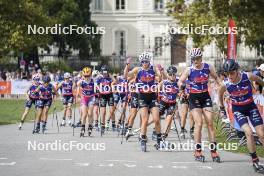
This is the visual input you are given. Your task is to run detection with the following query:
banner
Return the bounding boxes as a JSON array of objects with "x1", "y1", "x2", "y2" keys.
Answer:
[
  {"x1": 227, "y1": 18, "x2": 237, "y2": 60},
  {"x1": 11, "y1": 80, "x2": 31, "y2": 95},
  {"x1": 0, "y1": 81, "x2": 11, "y2": 94}
]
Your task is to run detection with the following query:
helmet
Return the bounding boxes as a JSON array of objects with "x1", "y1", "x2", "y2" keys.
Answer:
[
  {"x1": 223, "y1": 59, "x2": 239, "y2": 72},
  {"x1": 167, "y1": 66, "x2": 177, "y2": 74},
  {"x1": 138, "y1": 51, "x2": 152, "y2": 63},
  {"x1": 92, "y1": 70, "x2": 100, "y2": 77},
  {"x1": 82, "y1": 67, "x2": 92, "y2": 76},
  {"x1": 100, "y1": 65, "x2": 108, "y2": 74},
  {"x1": 64, "y1": 72, "x2": 71, "y2": 79},
  {"x1": 42, "y1": 75, "x2": 51, "y2": 83},
  {"x1": 32, "y1": 74, "x2": 40, "y2": 82},
  {"x1": 190, "y1": 48, "x2": 202, "y2": 60}
]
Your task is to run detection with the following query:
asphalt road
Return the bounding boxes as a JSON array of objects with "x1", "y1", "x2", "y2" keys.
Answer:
[{"x1": 0, "y1": 108, "x2": 262, "y2": 176}]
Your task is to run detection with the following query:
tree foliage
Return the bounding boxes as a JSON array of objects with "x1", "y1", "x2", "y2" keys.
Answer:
[{"x1": 168, "y1": 0, "x2": 264, "y2": 54}]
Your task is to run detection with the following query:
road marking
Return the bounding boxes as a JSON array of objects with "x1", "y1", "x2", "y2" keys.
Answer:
[
  {"x1": 198, "y1": 166, "x2": 213, "y2": 170},
  {"x1": 39, "y1": 158, "x2": 72, "y2": 161},
  {"x1": 106, "y1": 160, "x2": 136, "y2": 163},
  {"x1": 98, "y1": 163, "x2": 114, "y2": 167},
  {"x1": 172, "y1": 166, "x2": 187, "y2": 169},
  {"x1": 0, "y1": 158, "x2": 7, "y2": 160},
  {"x1": 0, "y1": 162, "x2": 16, "y2": 166},
  {"x1": 172, "y1": 162, "x2": 198, "y2": 164},
  {"x1": 123, "y1": 164, "x2": 136, "y2": 168},
  {"x1": 75, "y1": 163, "x2": 90, "y2": 167},
  {"x1": 148, "y1": 165, "x2": 163, "y2": 169}
]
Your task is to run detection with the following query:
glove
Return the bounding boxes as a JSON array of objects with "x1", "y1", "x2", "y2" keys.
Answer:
[
  {"x1": 220, "y1": 106, "x2": 227, "y2": 117},
  {"x1": 156, "y1": 64, "x2": 164, "y2": 71},
  {"x1": 180, "y1": 83, "x2": 186, "y2": 91}
]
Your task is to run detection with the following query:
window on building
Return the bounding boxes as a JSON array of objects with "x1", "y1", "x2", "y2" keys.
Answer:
[
  {"x1": 116, "y1": 0, "x2": 125, "y2": 10},
  {"x1": 154, "y1": 0, "x2": 164, "y2": 10},
  {"x1": 94, "y1": 0, "x2": 102, "y2": 10},
  {"x1": 154, "y1": 37, "x2": 163, "y2": 56},
  {"x1": 115, "y1": 31, "x2": 126, "y2": 56}
]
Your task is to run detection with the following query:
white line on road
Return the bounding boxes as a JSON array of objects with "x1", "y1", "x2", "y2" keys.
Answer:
[
  {"x1": 123, "y1": 164, "x2": 137, "y2": 168},
  {"x1": 172, "y1": 166, "x2": 188, "y2": 169},
  {"x1": 39, "y1": 158, "x2": 72, "y2": 161},
  {"x1": 172, "y1": 162, "x2": 198, "y2": 164},
  {"x1": 105, "y1": 160, "x2": 136, "y2": 163},
  {"x1": 198, "y1": 166, "x2": 213, "y2": 170},
  {"x1": 0, "y1": 162, "x2": 16, "y2": 166},
  {"x1": 75, "y1": 163, "x2": 90, "y2": 167},
  {"x1": 148, "y1": 165, "x2": 164, "y2": 169},
  {"x1": 98, "y1": 163, "x2": 114, "y2": 167}
]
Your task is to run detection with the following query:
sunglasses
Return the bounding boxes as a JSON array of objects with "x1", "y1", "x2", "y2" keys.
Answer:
[
  {"x1": 168, "y1": 73, "x2": 176, "y2": 76},
  {"x1": 141, "y1": 60, "x2": 150, "y2": 64},
  {"x1": 83, "y1": 75, "x2": 90, "y2": 77}
]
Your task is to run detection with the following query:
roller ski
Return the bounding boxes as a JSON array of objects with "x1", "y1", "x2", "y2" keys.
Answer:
[
  {"x1": 42, "y1": 124, "x2": 47, "y2": 134},
  {"x1": 80, "y1": 127, "x2": 85, "y2": 137},
  {"x1": 194, "y1": 151, "x2": 205, "y2": 162},
  {"x1": 94, "y1": 122, "x2": 100, "y2": 131},
  {"x1": 88, "y1": 125, "x2": 93, "y2": 136},
  {"x1": 32, "y1": 127, "x2": 40, "y2": 134},
  {"x1": 140, "y1": 135, "x2": 147, "y2": 152},
  {"x1": 74, "y1": 121, "x2": 82, "y2": 128},
  {"x1": 253, "y1": 159, "x2": 264, "y2": 174},
  {"x1": 100, "y1": 125, "x2": 105, "y2": 137},
  {"x1": 211, "y1": 152, "x2": 221, "y2": 163}
]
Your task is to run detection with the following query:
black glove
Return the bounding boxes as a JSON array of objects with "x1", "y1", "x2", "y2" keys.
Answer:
[
  {"x1": 180, "y1": 83, "x2": 186, "y2": 91},
  {"x1": 220, "y1": 106, "x2": 227, "y2": 117}
]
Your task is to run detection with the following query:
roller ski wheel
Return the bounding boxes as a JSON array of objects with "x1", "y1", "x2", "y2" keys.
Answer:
[
  {"x1": 194, "y1": 151, "x2": 205, "y2": 162},
  {"x1": 253, "y1": 162, "x2": 264, "y2": 174},
  {"x1": 211, "y1": 152, "x2": 221, "y2": 163},
  {"x1": 80, "y1": 127, "x2": 85, "y2": 137},
  {"x1": 42, "y1": 127, "x2": 47, "y2": 134},
  {"x1": 152, "y1": 131, "x2": 157, "y2": 141}
]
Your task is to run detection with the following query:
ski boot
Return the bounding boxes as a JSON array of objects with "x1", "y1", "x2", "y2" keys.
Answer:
[
  {"x1": 154, "y1": 134, "x2": 163, "y2": 150},
  {"x1": 18, "y1": 122, "x2": 23, "y2": 130},
  {"x1": 42, "y1": 123, "x2": 47, "y2": 134},
  {"x1": 120, "y1": 126, "x2": 127, "y2": 136},
  {"x1": 67, "y1": 119, "x2": 72, "y2": 127},
  {"x1": 106, "y1": 120, "x2": 110, "y2": 131},
  {"x1": 94, "y1": 122, "x2": 99, "y2": 131},
  {"x1": 194, "y1": 151, "x2": 205, "y2": 162},
  {"x1": 162, "y1": 133, "x2": 168, "y2": 141},
  {"x1": 140, "y1": 135, "x2": 147, "y2": 152},
  {"x1": 112, "y1": 123, "x2": 116, "y2": 132},
  {"x1": 125, "y1": 129, "x2": 134, "y2": 141},
  {"x1": 211, "y1": 151, "x2": 221, "y2": 163},
  {"x1": 33, "y1": 127, "x2": 40, "y2": 134},
  {"x1": 253, "y1": 159, "x2": 264, "y2": 174},
  {"x1": 88, "y1": 125, "x2": 93, "y2": 136},
  {"x1": 80, "y1": 126, "x2": 85, "y2": 137},
  {"x1": 60, "y1": 119, "x2": 66, "y2": 127}
]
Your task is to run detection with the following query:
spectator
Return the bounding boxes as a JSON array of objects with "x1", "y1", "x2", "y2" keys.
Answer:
[
  {"x1": 28, "y1": 60, "x2": 35, "y2": 73},
  {"x1": 20, "y1": 58, "x2": 26, "y2": 71}
]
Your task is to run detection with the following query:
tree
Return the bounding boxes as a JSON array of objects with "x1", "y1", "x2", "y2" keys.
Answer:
[{"x1": 168, "y1": 0, "x2": 264, "y2": 55}]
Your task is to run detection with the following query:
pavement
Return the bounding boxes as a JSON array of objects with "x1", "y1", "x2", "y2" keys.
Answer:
[{"x1": 0, "y1": 108, "x2": 262, "y2": 176}]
